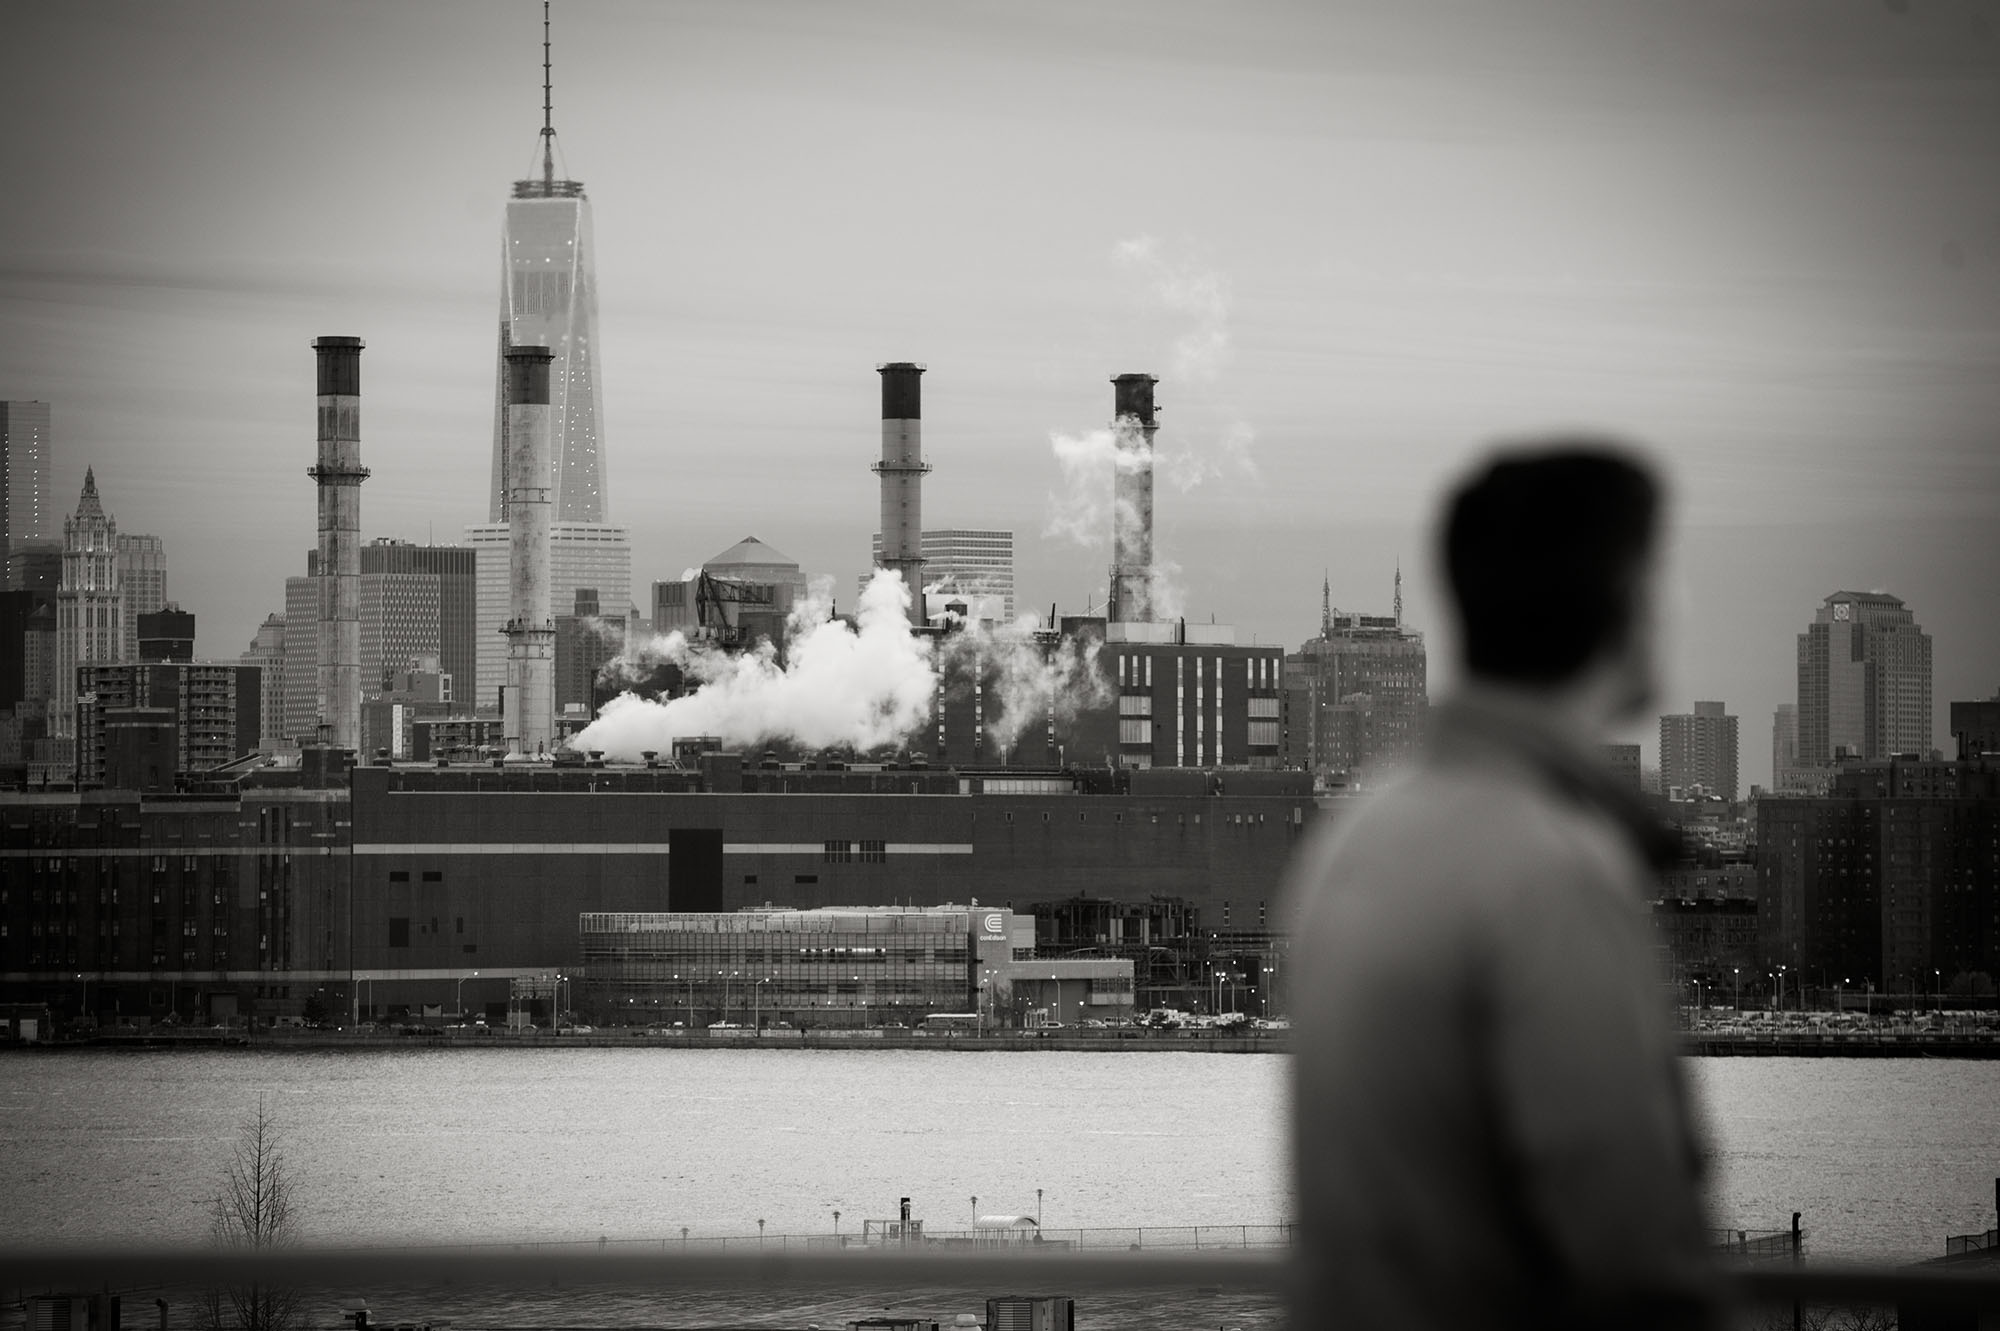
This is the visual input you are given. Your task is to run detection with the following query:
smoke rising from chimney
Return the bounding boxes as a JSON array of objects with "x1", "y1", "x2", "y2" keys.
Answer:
[
  {"x1": 574, "y1": 571, "x2": 933, "y2": 759},
  {"x1": 572, "y1": 571, "x2": 1116, "y2": 763}
]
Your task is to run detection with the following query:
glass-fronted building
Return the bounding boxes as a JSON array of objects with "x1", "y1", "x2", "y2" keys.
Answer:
[
  {"x1": 579, "y1": 905, "x2": 1135, "y2": 1029},
  {"x1": 489, "y1": 178, "x2": 608, "y2": 526}
]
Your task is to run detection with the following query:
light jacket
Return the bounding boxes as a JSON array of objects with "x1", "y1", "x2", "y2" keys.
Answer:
[{"x1": 1286, "y1": 685, "x2": 1717, "y2": 1330}]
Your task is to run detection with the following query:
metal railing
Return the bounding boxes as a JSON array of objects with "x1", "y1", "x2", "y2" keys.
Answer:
[
  {"x1": 1947, "y1": 1226, "x2": 1999, "y2": 1257},
  {"x1": 4, "y1": 1247, "x2": 1998, "y2": 1320}
]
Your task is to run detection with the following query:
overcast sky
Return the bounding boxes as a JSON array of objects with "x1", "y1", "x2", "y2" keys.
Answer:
[{"x1": 4, "y1": 0, "x2": 1996, "y2": 786}]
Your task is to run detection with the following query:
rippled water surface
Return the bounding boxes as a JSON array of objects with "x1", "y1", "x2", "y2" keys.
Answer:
[{"x1": 5, "y1": 1048, "x2": 1997, "y2": 1264}]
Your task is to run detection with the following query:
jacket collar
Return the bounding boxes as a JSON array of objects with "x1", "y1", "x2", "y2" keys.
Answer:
[{"x1": 1430, "y1": 684, "x2": 1684, "y2": 873}]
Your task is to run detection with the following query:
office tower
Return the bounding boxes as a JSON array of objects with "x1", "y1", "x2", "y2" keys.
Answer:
[
  {"x1": 359, "y1": 539, "x2": 474, "y2": 701},
  {"x1": 1600, "y1": 743, "x2": 1642, "y2": 792},
  {"x1": 0, "y1": 401, "x2": 51, "y2": 563},
  {"x1": 136, "y1": 605, "x2": 195, "y2": 662},
  {"x1": 281, "y1": 568, "x2": 319, "y2": 747},
  {"x1": 115, "y1": 533, "x2": 167, "y2": 662},
  {"x1": 1660, "y1": 700, "x2": 1739, "y2": 801},
  {"x1": 6, "y1": 540, "x2": 60, "y2": 598},
  {"x1": 469, "y1": 16, "x2": 626, "y2": 712},
  {"x1": 1952, "y1": 690, "x2": 2000, "y2": 761},
  {"x1": 1281, "y1": 579, "x2": 1428, "y2": 784},
  {"x1": 1797, "y1": 590, "x2": 1933, "y2": 766},
  {"x1": 54, "y1": 470, "x2": 124, "y2": 738},
  {"x1": 359, "y1": 562, "x2": 440, "y2": 695},
  {"x1": 466, "y1": 522, "x2": 628, "y2": 715},
  {"x1": 1770, "y1": 702, "x2": 1824, "y2": 795},
  {"x1": 868, "y1": 528, "x2": 1016, "y2": 622},
  {"x1": 0, "y1": 590, "x2": 43, "y2": 712},
  {"x1": 488, "y1": 11, "x2": 606, "y2": 526},
  {"x1": 239, "y1": 612, "x2": 286, "y2": 753},
  {"x1": 555, "y1": 587, "x2": 621, "y2": 718}
]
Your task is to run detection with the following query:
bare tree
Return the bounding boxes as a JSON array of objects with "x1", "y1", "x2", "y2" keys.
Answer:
[{"x1": 201, "y1": 1094, "x2": 303, "y2": 1331}]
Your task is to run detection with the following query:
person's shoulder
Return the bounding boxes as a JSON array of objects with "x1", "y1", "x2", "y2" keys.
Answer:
[{"x1": 1298, "y1": 758, "x2": 1639, "y2": 908}]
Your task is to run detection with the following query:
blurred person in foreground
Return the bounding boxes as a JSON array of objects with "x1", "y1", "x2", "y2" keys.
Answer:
[{"x1": 1286, "y1": 444, "x2": 1717, "y2": 1330}]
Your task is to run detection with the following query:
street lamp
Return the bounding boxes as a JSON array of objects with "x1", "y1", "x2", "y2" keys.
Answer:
[
  {"x1": 1733, "y1": 967, "x2": 1741, "y2": 1013},
  {"x1": 753, "y1": 977, "x2": 770, "y2": 1029},
  {"x1": 456, "y1": 970, "x2": 479, "y2": 1019}
]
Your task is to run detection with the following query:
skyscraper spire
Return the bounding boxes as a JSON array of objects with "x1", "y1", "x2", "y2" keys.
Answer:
[
  {"x1": 1321, "y1": 570, "x2": 1331, "y2": 638},
  {"x1": 540, "y1": 0, "x2": 556, "y2": 189},
  {"x1": 1394, "y1": 561, "x2": 1403, "y2": 626}
]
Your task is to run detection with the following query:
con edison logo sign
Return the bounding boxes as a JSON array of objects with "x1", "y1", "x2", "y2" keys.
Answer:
[{"x1": 982, "y1": 913, "x2": 1006, "y2": 936}]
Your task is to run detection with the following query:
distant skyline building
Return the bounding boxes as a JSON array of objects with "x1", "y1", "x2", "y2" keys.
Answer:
[
  {"x1": 869, "y1": 528, "x2": 1016, "y2": 622},
  {"x1": 74, "y1": 661, "x2": 260, "y2": 787},
  {"x1": 0, "y1": 401, "x2": 52, "y2": 562},
  {"x1": 1660, "y1": 700, "x2": 1739, "y2": 801},
  {"x1": 1770, "y1": 702, "x2": 1818, "y2": 796},
  {"x1": 466, "y1": 522, "x2": 629, "y2": 714},
  {"x1": 280, "y1": 570, "x2": 318, "y2": 747},
  {"x1": 1952, "y1": 690, "x2": 2000, "y2": 761},
  {"x1": 1600, "y1": 742, "x2": 1641, "y2": 792},
  {"x1": 487, "y1": 13, "x2": 606, "y2": 525},
  {"x1": 239, "y1": 611, "x2": 286, "y2": 753},
  {"x1": 1797, "y1": 590, "x2": 1933, "y2": 767},
  {"x1": 1280, "y1": 576, "x2": 1427, "y2": 785},
  {"x1": 54, "y1": 469, "x2": 124, "y2": 738},
  {"x1": 469, "y1": 13, "x2": 621, "y2": 714},
  {"x1": 360, "y1": 538, "x2": 476, "y2": 703},
  {"x1": 115, "y1": 532, "x2": 167, "y2": 662},
  {"x1": 136, "y1": 605, "x2": 195, "y2": 662}
]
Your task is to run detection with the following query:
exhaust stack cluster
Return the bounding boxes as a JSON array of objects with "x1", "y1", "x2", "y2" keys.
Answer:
[
  {"x1": 503, "y1": 344, "x2": 556, "y2": 758},
  {"x1": 1106, "y1": 372, "x2": 1158, "y2": 624},
  {"x1": 872, "y1": 362, "x2": 930, "y2": 629},
  {"x1": 309, "y1": 336, "x2": 369, "y2": 751}
]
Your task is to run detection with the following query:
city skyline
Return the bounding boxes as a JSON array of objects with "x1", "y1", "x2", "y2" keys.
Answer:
[{"x1": 2, "y1": 2, "x2": 1996, "y2": 787}]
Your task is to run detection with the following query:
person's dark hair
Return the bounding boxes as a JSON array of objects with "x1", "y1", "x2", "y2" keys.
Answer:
[{"x1": 1443, "y1": 442, "x2": 1661, "y2": 685}]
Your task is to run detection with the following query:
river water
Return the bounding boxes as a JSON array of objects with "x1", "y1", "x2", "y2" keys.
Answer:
[{"x1": 4, "y1": 1048, "x2": 1997, "y2": 1266}]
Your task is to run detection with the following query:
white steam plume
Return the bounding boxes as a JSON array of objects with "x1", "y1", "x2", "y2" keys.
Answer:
[
  {"x1": 935, "y1": 615, "x2": 1114, "y2": 758},
  {"x1": 572, "y1": 572, "x2": 936, "y2": 760}
]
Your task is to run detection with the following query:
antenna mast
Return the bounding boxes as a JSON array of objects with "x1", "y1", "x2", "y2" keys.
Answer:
[
  {"x1": 540, "y1": 1, "x2": 555, "y2": 188},
  {"x1": 1394, "y1": 562, "x2": 1403, "y2": 626}
]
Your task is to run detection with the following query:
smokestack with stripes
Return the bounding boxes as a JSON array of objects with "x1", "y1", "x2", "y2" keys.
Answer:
[
  {"x1": 1107, "y1": 372, "x2": 1158, "y2": 624},
  {"x1": 309, "y1": 336, "x2": 368, "y2": 751},
  {"x1": 503, "y1": 344, "x2": 556, "y2": 758},
  {"x1": 872, "y1": 362, "x2": 930, "y2": 628}
]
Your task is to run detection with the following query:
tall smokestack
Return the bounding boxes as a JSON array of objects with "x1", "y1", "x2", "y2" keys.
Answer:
[
  {"x1": 309, "y1": 336, "x2": 368, "y2": 751},
  {"x1": 503, "y1": 345, "x2": 556, "y2": 758},
  {"x1": 1107, "y1": 372, "x2": 1157, "y2": 624},
  {"x1": 873, "y1": 362, "x2": 930, "y2": 628}
]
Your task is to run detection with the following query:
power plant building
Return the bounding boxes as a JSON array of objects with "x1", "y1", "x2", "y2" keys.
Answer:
[{"x1": 0, "y1": 758, "x2": 1312, "y2": 1027}]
